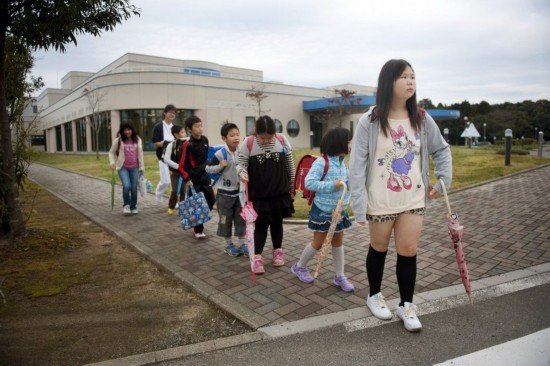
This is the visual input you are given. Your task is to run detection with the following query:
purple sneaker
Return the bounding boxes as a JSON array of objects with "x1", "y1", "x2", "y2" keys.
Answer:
[
  {"x1": 333, "y1": 275, "x2": 354, "y2": 292},
  {"x1": 291, "y1": 263, "x2": 314, "y2": 283}
]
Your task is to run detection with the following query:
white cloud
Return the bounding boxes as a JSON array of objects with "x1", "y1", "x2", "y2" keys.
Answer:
[{"x1": 31, "y1": 0, "x2": 550, "y2": 105}]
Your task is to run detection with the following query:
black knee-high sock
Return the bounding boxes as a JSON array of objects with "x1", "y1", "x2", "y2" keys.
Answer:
[
  {"x1": 396, "y1": 254, "x2": 417, "y2": 307},
  {"x1": 366, "y1": 245, "x2": 387, "y2": 297}
]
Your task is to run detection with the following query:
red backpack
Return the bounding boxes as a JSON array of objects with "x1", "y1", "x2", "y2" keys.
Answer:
[{"x1": 293, "y1": 154, "x2": 329, "y2": 205}]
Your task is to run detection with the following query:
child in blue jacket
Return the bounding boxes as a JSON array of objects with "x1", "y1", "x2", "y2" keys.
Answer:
[{"x1": 291, "y1": 127, "x2": 354, "y2": 292}]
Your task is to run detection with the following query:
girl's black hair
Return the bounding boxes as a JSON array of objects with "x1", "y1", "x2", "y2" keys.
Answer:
[
  {"x1": 184, "y1": 115, "x2": 202, "y2": 131},
  {"x1": 254, "y1": 115, "x2": 276, "y2": 135},
  {"x1": 171, "y1": 124, "x2": 184, "y2": 137},
  {"x1": 118, "y1": 123, "x2": 138, "y2": 143},
  {"x1": 221, "y1": 122, "x2": 239, "y2": 137},
  {"x1": 320, "y1": 127, "x2": 351, "y2": 156},
  {"x1": 375, "y1": 59, "x2": 421, "y2": 137}
]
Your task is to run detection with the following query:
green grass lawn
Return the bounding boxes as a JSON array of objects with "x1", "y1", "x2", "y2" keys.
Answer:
[{"x1": 31, "y1": 145, "x2": 549, "y2": 219}]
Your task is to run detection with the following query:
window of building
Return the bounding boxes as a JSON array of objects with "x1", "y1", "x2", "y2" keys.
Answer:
[
  {"x1": 91, "y1": 112, "x2": 111, "y2": 152},
  {"x1": 32, "y1": 105, "x2": 38, "y2": 113},
  {"x1": 286, "y1": 119, "x2": 300, "y2": 138},
  {"x1": 76, "y1": 119, "x2": 87, "y2": 152},
  {"x1": 55, "y1": 126, "x2": 62, "y2": 152},
  {"x1": 246, "y1": 116, "x2": 255, "y2": 136},
  {"x1": 31, "y1": 134, "x2": 45, "y2": 146},
  {"x1": 64, "y1": 123, "x2": 73, "y2": 152},
  {"x1": 273, "y1": 119, "x2": 283, "y2": 133}
]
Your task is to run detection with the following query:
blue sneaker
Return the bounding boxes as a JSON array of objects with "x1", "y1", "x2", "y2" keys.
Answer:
[
  {"x1": 240, "y1": 244, "x2": 250, "y2": 258},
  {"x1": 224, "y1": 243, "x2": 242, "y2": 257}
]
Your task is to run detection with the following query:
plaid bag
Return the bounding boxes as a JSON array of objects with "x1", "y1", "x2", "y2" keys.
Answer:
[{"x1": 179, "y1": 186, "x2": 212, "y2": 230}]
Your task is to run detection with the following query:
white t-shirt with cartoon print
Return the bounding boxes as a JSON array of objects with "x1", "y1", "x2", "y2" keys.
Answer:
[{"x1": 367, "y1": 118, "x2": 425, "y2": 215}]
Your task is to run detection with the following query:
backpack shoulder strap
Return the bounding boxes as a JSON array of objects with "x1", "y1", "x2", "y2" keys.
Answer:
[
  {"x1": 275, "y1": 133, "x2": 287, "y2": 154},
  {"x1": 320, "y1": 154, "x2": 329, "y2": 180},
  {"x1": 246, "y1": 136, "x2": 254, "y2": 152},
  {"x1": 178, "y1": 140, "x2": 189, "y2": 178},
  {"x1": 307, "y1": 155, "x2": 329, "y2": 205}
]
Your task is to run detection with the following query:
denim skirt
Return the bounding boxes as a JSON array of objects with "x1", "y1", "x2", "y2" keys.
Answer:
[{"x1": 307, "y1": 202, "x2": 352, "y2": 232}]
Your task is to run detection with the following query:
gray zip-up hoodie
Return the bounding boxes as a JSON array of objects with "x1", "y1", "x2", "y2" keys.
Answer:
[
  {"x1": 205, "y1": 145, "x2": 240, "y2": 196},
  {"x1": 349, "y1": 106, "x2": 452, "y2": 223}
]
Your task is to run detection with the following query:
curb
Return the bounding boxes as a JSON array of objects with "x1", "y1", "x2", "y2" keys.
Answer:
[{"x1": 83, "y1": 263, "x2": 550, "y2": 366}]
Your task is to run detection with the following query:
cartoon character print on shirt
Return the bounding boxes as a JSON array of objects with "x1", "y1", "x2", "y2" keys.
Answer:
[{"x1": 377, "y1": 125, "x2": 420, "y2": 192}]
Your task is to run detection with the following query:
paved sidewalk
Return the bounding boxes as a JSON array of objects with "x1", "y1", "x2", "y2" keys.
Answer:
[{"x1": 28, "y1": 163, "x2": 550, "y2": 329}]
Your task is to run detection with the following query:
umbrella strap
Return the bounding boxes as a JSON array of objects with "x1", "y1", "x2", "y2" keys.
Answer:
[{"x1": 439, "y1": 178, "x2": 452, "y2": 217}]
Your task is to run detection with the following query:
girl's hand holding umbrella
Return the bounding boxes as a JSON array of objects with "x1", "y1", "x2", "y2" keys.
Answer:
[{"x1": 239, "y1": 172, "x2": 249, "y2": 183}]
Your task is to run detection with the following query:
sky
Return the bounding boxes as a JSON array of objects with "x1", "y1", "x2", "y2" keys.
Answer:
[{"x1": 31, "y1": 0, "x2": 550, "y2": 106}]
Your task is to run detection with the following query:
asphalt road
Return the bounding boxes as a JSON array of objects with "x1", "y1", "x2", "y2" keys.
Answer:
[{"x1": 155, "y1": 283, "x2": 550, "y2": 366}]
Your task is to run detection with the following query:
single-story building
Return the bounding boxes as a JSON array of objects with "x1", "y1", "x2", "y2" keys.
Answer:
[{"x1": 36, "y1": 53, "x2": 459, "y2": 153}]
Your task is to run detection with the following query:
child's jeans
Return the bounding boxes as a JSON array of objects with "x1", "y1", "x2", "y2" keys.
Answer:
[{"x1": 118, "y1": 167, "x2": 139, "y2": 209}]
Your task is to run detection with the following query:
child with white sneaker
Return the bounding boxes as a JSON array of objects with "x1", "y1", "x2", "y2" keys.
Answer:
[
  {"x1": 206, "y1": 122, "x2": 249, "y2": 258},
  {"x1": 163, "y1": 124, "x2": 190, "y2": 216},
  {"x1": 182, "y1": 116, "x2": 216, "y2": 240},
  {"x1": 290, "y1": 127, "x2": 354, "y2": 292},
  {"x1": 349, "y1": 59, "x2": 452, "y2": 332},
  {"x1": 236, "y1": 115, "x2": 295, "y2": 274}
]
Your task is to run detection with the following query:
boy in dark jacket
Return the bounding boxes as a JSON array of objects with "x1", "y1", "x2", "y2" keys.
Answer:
[{"x1": 183, "y1": 116, "x2": 215, "y2": 239}]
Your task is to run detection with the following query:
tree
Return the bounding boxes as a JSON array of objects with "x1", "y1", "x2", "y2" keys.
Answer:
[
  {"x1": 327, "y1": 88, "x2": 361, "y2": 126},
  {"x1": 245, "y1": 85, "x2": 270, "y2": 117},
  {"x1": 0, "y1": 0, "x2": 140, "y2": 238},
  {"x1": 1, "y1": 36, "x2": 43, "y2": 233},
  {"x1": 82, "y1": 85, "x2": 108, "y2": 160},
  {"x1": 418, "y1": 98, "x2": 435, "y2": 109}
]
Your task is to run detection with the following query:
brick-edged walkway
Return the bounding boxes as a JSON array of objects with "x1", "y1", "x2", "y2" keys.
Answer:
[{"x1": 28, "y1": 163, "x2": 550, "y2": 329}]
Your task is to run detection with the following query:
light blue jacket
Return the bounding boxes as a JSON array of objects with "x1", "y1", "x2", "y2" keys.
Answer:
[
  {"x1": 349, "y1": 106, "x2": 452, "y2": 222},
  {"x1": 305, "y1": 155, "x2": 350, "y2": 213}
]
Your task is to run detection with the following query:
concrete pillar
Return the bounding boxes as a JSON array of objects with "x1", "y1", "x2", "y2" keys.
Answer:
[
  {"x1": 110, "y1": 110, "x2": 121, "y2": 141},
  {"x1": 86, "y1": 116, "x2": 93, "y2": 153}
]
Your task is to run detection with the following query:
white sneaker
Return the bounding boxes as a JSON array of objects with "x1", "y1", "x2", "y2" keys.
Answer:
[
  {"x1": 396, "y1": 302, "x2": 422, "y2": 332},
  {"x1": 366, "y1": 292, "x2": 392, "y2": 320},
  {"x1": 131, "y1": 208, "x2": 139, "y2": 215},
  {"x1": 123, "y1": 205, "x2": 131, "y2": 215},
  {"x1": 155, "y1": 193, "x2": 164, "y2": 204},
  {"x1": 194, "y1": 232, "x2": 206, "y2": 240}
]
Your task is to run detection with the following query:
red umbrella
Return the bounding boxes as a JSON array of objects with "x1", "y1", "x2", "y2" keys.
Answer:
[
  {"x1": 440, "y1": 179, "x2": 473, "y2": 305},
  {"x1": 240, "y1": 182, "x2": 258, "y2": 285}
]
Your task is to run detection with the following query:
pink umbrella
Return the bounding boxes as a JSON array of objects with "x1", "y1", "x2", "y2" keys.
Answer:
[
  {"x1": 440, "y1": 179, "x2": 473, "y2": 305},
  {"x1": 240, "y1": 182, "x2": 258, "y2": 285}
]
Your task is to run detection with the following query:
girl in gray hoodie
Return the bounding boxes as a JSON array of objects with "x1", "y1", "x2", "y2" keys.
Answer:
[{"x1": 349, "y1": 59, "x2": 452, "y2": 333}]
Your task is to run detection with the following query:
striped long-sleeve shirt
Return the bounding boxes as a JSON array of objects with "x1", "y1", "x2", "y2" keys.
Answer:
[{"x1": 236, "y1": 134, "x2": 295, "y2": 194}]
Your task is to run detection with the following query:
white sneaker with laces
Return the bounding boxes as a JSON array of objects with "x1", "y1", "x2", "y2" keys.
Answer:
[
  {"x1": 123, "y1": 205, "x2": 131, "y2": 215},
  {"x1": 366, "y1": 292, "x2": 392, "y2": 320},
  {"x1": 396, "y1": 302, "x2": 422, "y2": 332},
  {"x1": 131, "y1": 208, "x2": 139, "y2": 215}
]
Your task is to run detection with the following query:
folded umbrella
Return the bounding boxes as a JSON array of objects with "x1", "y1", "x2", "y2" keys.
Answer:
[
  {"x1": 110, "y1": 169, "x2": 116, "y2": 211},
  {"x1": 240, "y1": 182, "x2": 258, "y2": 285},
  {"x1": 440, "y1": 179, "x2": 473, "y2": 305},
  {"x1": 314, "y1": 184, "x2": 347, "y2": 278}
]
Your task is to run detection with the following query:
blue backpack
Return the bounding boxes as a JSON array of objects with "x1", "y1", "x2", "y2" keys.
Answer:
[{"x1": 207, "y1": 145, "x2": 228, "y2": 186}]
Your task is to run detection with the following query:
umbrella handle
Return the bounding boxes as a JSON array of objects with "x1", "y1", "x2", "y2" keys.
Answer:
[
  {"x1": 439, "y1": 178, "x2": 452, "y2": 217},
  {"x1": 313, "y1": 184, "x2": 347, "y2": 278}
]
